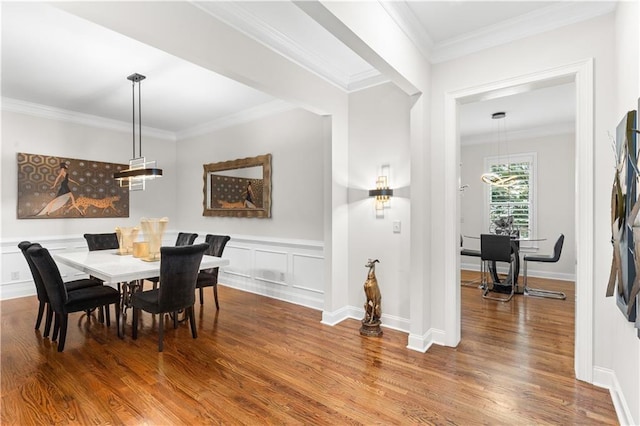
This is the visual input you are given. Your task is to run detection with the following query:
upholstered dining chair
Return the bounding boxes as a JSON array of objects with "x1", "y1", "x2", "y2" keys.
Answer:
[
  {"x1": 523, "y1": 234, "x2": 566, "y2": 300},
  {"x1": 147, "y1": 232, "x2": 198, "y2": 289},
  {"x1": 19, "y1": 241, "x2": 103, "y2": 337},
  {"x1": 27, "y1": 245, "x2": 121, "y2": 352},
  {"x1": 131, "y1": 243, "x2": 208, "y2": 352},
  {"x1": 196, "y1": 235, "x2": 231, "y2": 309},
  {"x1": 480, "y1": 234, "x2": 516, "y2": 302},
  {"x1": 83, "y1": 233, "x2": 119, "y2": 251}
]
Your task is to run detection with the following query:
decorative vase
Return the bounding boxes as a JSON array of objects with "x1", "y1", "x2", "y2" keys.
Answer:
[
  {"x1": 115, "y1": 226, "x2": 139, "y2": 255},
  {"x1": 140, "y1": 217, "x2": 168, "y2": 262}
]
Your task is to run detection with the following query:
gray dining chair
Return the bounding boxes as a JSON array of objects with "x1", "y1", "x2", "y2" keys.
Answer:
[
  {"x1": 481, "y1": 234, "x2": 516, "y2": 302},
  {"x1": 523, "y1": 234, "x2": 566, "y2": 299}
]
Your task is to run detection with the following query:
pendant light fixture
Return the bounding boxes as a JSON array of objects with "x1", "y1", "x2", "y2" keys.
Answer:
[
  {"x1": 113, "y1": 73, "x2": 162, "y2": 190},
  {"x1": 480, "y1": 111, "x2": 517, "y2": 188}
]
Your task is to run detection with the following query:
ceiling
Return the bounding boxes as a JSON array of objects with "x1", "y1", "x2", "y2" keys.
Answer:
[{"x1": 1, "y1": 1, "x2": 616, "y2": 140}]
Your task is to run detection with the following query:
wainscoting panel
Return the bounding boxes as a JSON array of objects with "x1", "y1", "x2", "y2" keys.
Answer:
[
  {"x1": 218, "y1": 235, "x2": 324, "y2": 310},
  {"x1": 1, "y1": 233, "x2": 325, "y2": 312}
]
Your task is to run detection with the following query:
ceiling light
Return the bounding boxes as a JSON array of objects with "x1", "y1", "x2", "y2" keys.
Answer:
[
  {"x1": 480, "y1": 111, "x2": 517, "y2": 188},
  {"x1": 113, "y1": 73, "x2": 162, "y2": 190}
]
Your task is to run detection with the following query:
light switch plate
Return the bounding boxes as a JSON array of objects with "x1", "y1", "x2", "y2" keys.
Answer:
[{"x1": 393, "y1": 221, "x2": 401, "y2": 233}]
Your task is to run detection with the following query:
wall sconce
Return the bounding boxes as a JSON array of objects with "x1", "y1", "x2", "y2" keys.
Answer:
[{"x1": 369, "y1": 165, "x2": 393, "y2": 218}]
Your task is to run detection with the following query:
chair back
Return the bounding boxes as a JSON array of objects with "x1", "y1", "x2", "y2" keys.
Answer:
[
  {"x1": 175, "y1": 232, "x2": 198, "y2": 246},
  {"x1": 158, "y1": 243, "x2": 208, "y2": 313},
  {"x1": 18, "y1": 241, "x2": 49, "y2": 303},
  {"x1": 551, "y1": 234, "x2": 565, "y2": 262},
  {"x1": 27, "y1": 246, "x2": 68, "y2": 312},
  {"x1": 480, "y1": 234, "x2": 512, "y2": 263},
  {"x1": 202, "y1": 235, "x2": 230, "y2": 274},
  {"x1": 84, "y1": 233, "x2": 119, "y2": 251}
]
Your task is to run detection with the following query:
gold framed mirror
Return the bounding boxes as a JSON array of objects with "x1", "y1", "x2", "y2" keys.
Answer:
[{"x1": 203, "y1": 154, "x2": 272, "y2": 218}]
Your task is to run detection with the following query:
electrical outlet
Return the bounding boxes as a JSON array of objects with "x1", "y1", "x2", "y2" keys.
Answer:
[{"x1": 11, "y1": 271, "x2": 19, "y2": 281}]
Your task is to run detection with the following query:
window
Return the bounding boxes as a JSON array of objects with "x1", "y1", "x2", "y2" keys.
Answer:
[{"x1": 485, "y1": 153, "x2": 536, "y2": 241}]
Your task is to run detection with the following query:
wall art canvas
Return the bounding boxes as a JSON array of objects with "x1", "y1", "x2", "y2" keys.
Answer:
[
  {"x1": 17, "y1": 152, "x2": 130, "y2": 219},
  {"x1": 607, "y1": 110, "x2": 638, "y2": 323}
]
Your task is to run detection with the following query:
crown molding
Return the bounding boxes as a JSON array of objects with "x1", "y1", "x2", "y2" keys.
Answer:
[
  {"x1": 462, "y1": 121, "x2": 575, "y2": 146},
  {"x1": 2, "y1": 97, "x2": 175, "y2": 141},
  {"x1": 379, "y1": 0, "x2": 433, "y2": 61},
  {"x1": 194, "y1": 1, "x2": 384, "y2": 92},
  {"x1": 175, "y1": 99, "x2": 296, "y2": 140},
  {"x1": 430, "y1": 2, "x2": 617, "y2": 64}
]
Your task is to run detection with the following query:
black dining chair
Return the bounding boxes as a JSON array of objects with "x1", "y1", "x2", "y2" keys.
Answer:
[
  {"x1": 480, "y1": 234, "x2": 516, "y2": 302},
  {"x1": 196, "y1": 234, "x2": 231, "y2": 309},
  {"x1": 523, "y1": 234, "x2": 566, "y2": 300},
  {"x1": 27, "y1": 245, "x2": 121, "y2": 352},
  {"x1": 131, "y1": 243, "x2": 208, "y2": 352},
  {"x1": 18, "y1": 241, "x2": 103, "y2": 337},
  {"x1": 147, "y1": 232, "x2": 198, "y2": 290},
  {"x1": 83, "y1": 233, "x2": 119, "y2": 251}
]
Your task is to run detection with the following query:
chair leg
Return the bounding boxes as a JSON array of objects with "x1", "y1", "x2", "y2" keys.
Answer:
[
  {"x1": 52, "y1": 313, "x2": 60, "y2": 341},
  {"x1": 158, "y1": 314, "x2": 164, "y2": 352},
  {"x1": 57, "y1": 314, "x2": 68, "y2": 352},
  {"x1": 105, "y1": 305, "x2": 111, "y2": 326},
  {"x1": 213, "y1": 285, "x2": 220, "y2": 310},
  {"x1": 44, "y1": 304, "x2": 53, "y2": 338},
  {"x1": 188, "y1": 306, "x2": 197, "y2": 339},
  {"x1": 132, "y1": 308, "x2": 139, "y2": 339},
  {"x1": 114, "y1": 303, "x2": 121, "y2": 338},
  {"x1": 173, "y1": 312, "x2": 178, "y2": 329},
  {"x1": 199, "y1": 287, "x2": 204, "y2": 305},
  {"x1": 35, "y1": 301, "x2": 46, "y2": 330},
  {"x1": 523, "y1": 259, "x2": 567, "y2": 299}
]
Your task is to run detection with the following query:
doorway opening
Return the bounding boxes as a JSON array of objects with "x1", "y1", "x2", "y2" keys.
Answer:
[{"x1": 444, "y1": 59, "x2": 594, "y2": 382}]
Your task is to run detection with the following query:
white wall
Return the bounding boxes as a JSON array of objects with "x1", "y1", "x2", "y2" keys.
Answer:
[
  {"x1": 0, "y1": 110, "x2": 177, "y2": 239},
  {"x1": 432, "y1": 10, "x2": 638, "y2": 424},
  {"x1": 461, "y1": 133, "x2": 576, "y2": 280},
  {"x1": 348, "y1": 82, "x2": 412, "y2": 330},
  {"x1": 174, "y1": 107, "x2": 325, "y2": 241},
  {"x1": 610, "y1": 1, "x2": 640, "y2": 422}
]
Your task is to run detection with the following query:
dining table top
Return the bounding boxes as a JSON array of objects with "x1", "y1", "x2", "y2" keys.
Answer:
[{"x1": 53, "y1": 249, "x2": 229, "y2": 286}]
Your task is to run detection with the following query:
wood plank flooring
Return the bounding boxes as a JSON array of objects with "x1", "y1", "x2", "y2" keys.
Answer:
[{"x1": 1, "y1": 275, "x2": 617, "y2": 424}]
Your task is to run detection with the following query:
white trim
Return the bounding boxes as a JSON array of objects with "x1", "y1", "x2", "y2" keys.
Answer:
[
  {"x1": 431, "y1": 3, "x2": 615, "y2": 63},
  {"x1": 448, "y1": 58, "x2": 595, "y2": 383},
  {"x1": 592, "y1": 367, "x2": 634, "y2": 426},
  {"x1": 1, "y1": 97, "x2": 175, "y2": 141}
]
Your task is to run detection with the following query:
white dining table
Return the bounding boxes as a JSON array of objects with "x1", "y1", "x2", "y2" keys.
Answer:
[
  {"x1": 54, "y1": 249, "x2": 230, "y2": 335},
  {"x1": 53, "y1": 249, "x2": 229, "y2": 287}
]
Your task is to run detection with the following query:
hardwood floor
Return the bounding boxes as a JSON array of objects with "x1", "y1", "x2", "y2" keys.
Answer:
[{"x1": 1, "y1": 276, "x2": 617, "y2": 424}]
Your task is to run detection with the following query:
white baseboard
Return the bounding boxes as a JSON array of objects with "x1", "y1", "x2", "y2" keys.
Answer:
[
  {"x1": 460, "y1": 263, "x2": 576, "y2": 282},
  {"x1": 592, "y1": 366, "x2": 635, "y2": 425}
]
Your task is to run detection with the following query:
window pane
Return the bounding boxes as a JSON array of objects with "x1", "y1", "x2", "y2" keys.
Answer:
[{"x1": 488, "y1": 160, "x2": 532, "y2": 238}]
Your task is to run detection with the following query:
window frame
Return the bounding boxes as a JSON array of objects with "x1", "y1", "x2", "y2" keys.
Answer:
[{"x1": 483, "y1": 152, "x2": 538, "y2": 250}]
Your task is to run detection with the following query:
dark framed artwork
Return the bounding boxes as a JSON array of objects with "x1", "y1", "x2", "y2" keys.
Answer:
[
  {"x1": 607, "y1": 110, "x2": 638, "y2": 323},
  {"x1": 17, "y1": 153, "x2": 130, "y2": 219},
  {"x1": 202, "y1": 154, "x2": 271, "y2": 218}
]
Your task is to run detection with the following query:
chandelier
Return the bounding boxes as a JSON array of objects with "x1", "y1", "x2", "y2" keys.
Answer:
[{"x1": 113, "y1": 73, "x2": 163, "y2": 190}]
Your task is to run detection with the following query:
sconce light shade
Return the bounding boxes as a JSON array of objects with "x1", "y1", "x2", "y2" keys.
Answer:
[
  {"x1": 370, "y1": 166, "x2": 393, "y2": 217},
  {"x1": 368, "y1": 188, "x2": 394, "y2": 197}
]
